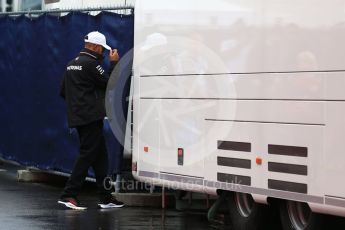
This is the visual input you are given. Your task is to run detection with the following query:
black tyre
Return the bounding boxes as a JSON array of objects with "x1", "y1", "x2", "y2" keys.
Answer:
[
  {"x1": 228, "y1": 192, "x2": 274, "y2": 230},
  {"x1": 280, "y1": 201, "x2": 324, "y2": 230}
]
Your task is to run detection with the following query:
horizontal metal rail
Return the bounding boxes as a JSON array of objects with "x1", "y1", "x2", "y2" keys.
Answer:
[{"x1": 0, "y1": 5, "x2": 134, "y2": 16}]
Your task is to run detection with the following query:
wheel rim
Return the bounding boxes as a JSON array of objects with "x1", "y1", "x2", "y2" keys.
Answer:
[
  {"x1": 287, "y1": 201, "x2": 312, "y2": 230},
  {"x1": 234, "y1": 193, "x2": 255, "y2": 217}
]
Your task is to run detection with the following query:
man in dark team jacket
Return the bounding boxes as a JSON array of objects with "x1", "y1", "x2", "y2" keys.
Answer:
[{"x1": 58, "y1": 31, "x2": 124, "y2": 210}]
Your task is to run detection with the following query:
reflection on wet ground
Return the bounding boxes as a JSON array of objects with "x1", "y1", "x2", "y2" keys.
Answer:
[{"x1": 0, "y1": 164, "x2": 230, "y2": 230}]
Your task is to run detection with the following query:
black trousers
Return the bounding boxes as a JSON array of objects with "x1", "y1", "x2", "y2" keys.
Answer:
[{"x1": 61, "y1": 120, "x2": 112, "y2": 201}]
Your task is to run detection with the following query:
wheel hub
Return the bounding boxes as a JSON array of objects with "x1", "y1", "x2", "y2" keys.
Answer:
[
  {"x1": 234, "y1": 193, "x2": 255, "y2": 217},
  {"x1": 287, "y1": 201, "x2": 312, "y2": 230}
]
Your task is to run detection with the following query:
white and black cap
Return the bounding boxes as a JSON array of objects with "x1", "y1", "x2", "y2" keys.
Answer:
[{"x1": 84, "y1": 31, "x2": 111, "y2": 50}]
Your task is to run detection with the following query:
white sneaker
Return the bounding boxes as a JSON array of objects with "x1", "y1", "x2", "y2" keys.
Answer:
[
  {"x1": 58, "y1": 198, "x2": 87, "y2": 210},
  {"x1": 98, "y1": 197, "x2": 124, "y2": 209}
]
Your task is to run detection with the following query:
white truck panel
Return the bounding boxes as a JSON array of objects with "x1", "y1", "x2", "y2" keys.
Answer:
[
  {"x1": 131, "y1": 0, "x2": 345, "y2": 218},
  {"x1": 134, "y1": 0, "x2": 345, "y2": 75}
]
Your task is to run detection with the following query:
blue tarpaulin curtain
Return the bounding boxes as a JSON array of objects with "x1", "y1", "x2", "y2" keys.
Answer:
[{"x1": 0, "y1": 12, "x2": 134, "y2": 175}]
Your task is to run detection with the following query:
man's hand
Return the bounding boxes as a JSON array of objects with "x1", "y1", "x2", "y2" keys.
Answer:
[{"x1": 109, "y1": 49, "x2": 119, "y2": 62}]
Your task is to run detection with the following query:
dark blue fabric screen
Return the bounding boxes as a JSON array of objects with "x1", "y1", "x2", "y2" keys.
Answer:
[{"x1": 0, "y1": 12, "x2": 134, "y2": 175}]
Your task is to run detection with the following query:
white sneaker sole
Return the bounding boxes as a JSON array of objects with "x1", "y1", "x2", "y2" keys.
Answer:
[
  {"x1": 58, "y1": 201, "x2": 87, "y2": 210},
  {"x1": 98, "y1": 203, "x2": 124, "y2": 209}
]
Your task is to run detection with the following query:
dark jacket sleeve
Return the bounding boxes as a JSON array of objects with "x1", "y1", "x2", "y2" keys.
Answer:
[
  {"x1": 108, "y1": 61, "x2": 117, "y2": 75},
  {"x1": 59, "y1": 73, "x2": 66, "y2": 99},
  {"x1": 89, "y1": 61, "x2": 117, "y2": 89}
]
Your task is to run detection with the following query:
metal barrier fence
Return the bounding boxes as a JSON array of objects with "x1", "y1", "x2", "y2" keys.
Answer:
[{"x1": 0, "y1": 5, "x2": 134, "y2": 16}]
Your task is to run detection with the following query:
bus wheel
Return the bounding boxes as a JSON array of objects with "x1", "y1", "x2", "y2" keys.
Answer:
[
  {"x1": 280, "y1": 201, "x2": 323, "y2": 230},
  {"x1": 228, "y1": 192, "x2": 268, "y2": 230}
]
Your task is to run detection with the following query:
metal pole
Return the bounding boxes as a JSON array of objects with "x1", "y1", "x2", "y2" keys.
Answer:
[
  {"x1": 162, "y1": 186, "x2": 166, "y2": 209},
  {"x1": 0, "y1": 5, "x2": 134, "y2": 16}
]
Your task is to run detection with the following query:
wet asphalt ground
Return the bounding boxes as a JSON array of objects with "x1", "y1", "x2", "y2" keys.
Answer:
[{"x1": 0, "y1": 163, "x2": 231, "y2": 230}]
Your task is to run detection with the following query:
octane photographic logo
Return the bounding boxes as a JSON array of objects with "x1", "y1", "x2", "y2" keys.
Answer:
[{"x1": 105, "y1": 34, "x2": 237, "y2": 171}]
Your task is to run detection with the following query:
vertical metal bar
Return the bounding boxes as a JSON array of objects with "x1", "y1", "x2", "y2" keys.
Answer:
[
  {"x1": 115, "y1": 174, "x2": 121, "y2": 193},
  {"x1": 161, "y1": 209, "x2": 166, "y2": 228},
  {"x1": 162, "y1": 186, "x2": 166, "y2": 209},
  {"x1": 206, "y1": 194, "x2": 210, "y2": 209},
  {"x1": 150, "y1": 184, "x2": 154, "y2": 194},
  {"x1": 188, "y1": 192, "x2": 192, "y2": 205}
]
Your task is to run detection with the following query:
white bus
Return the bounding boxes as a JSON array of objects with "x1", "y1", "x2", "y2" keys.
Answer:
[{"x1": 124, "y1": 0, "x2": 345, "y2": 229}]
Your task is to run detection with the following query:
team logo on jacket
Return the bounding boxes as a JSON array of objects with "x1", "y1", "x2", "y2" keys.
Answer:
[
  {"x1": 67, "y1": 65, "x2": 83, "y2": 71},
  {"x1": 96, "y1": 65, "x2": 105, "y2": 75}
]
